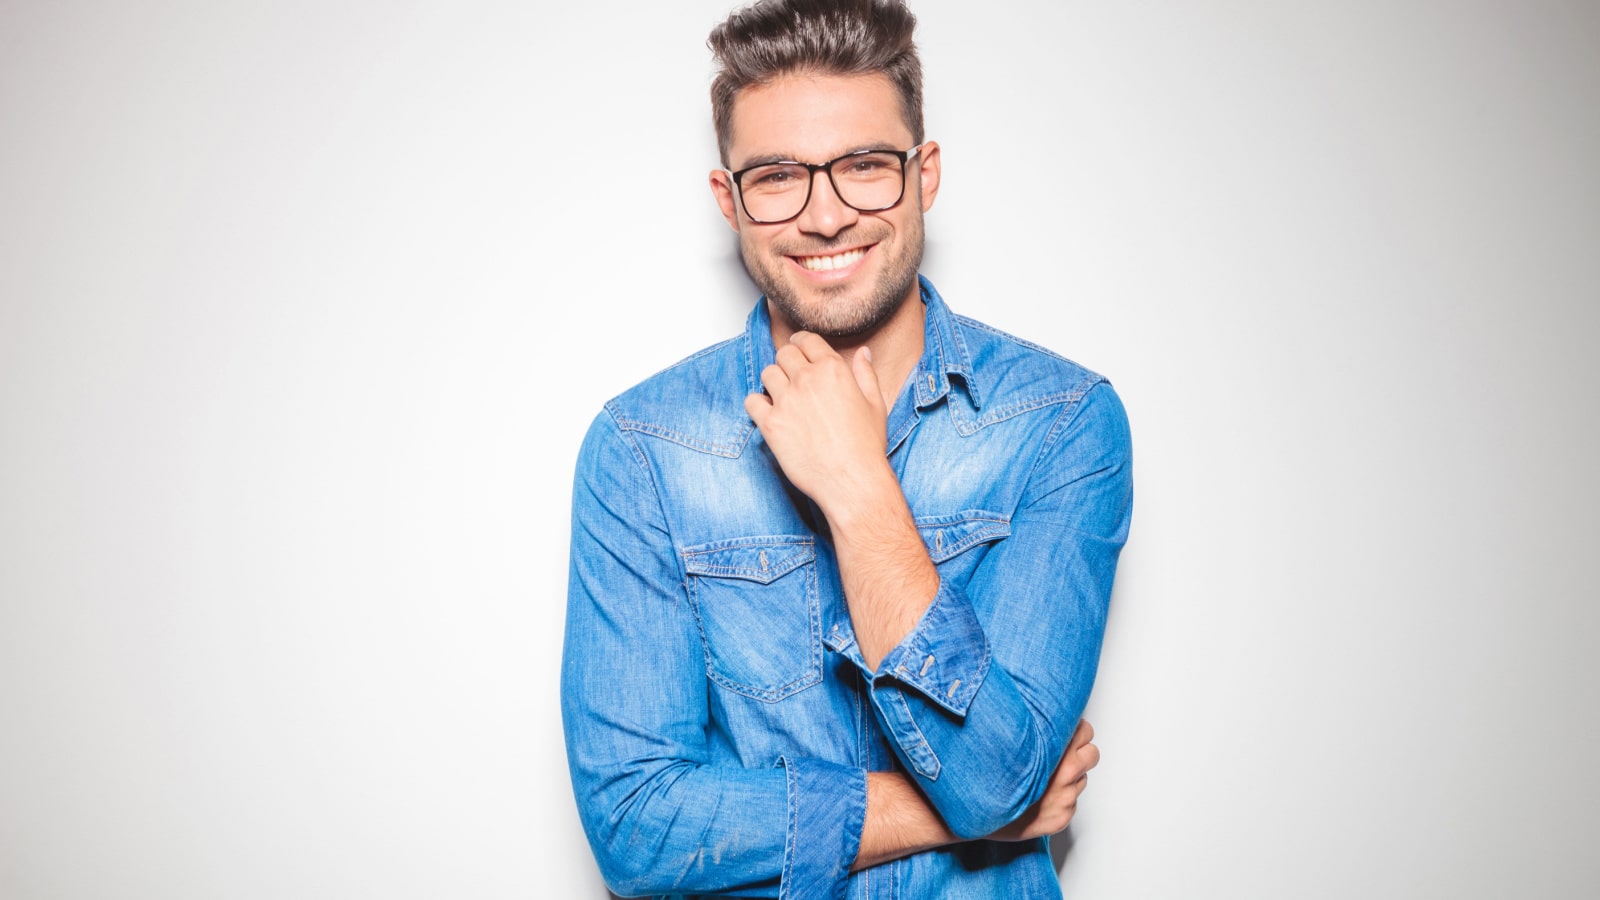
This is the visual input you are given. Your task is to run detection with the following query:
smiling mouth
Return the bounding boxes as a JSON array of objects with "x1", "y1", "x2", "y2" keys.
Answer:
[{"x1": 794, "y1": 246, "x2": 869, "y2": 272}]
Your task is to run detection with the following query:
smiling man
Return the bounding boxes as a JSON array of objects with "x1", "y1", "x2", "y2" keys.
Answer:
[{"x1": 560, "y1": 1, "x2": 1132, "y2": 897}]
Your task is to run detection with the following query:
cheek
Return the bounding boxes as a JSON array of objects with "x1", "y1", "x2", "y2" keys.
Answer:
[
  {"x1": 738, "y1": 229, "x2": 779, "y2": 274},
  {"x1": 742, "y1": 226, "x2": 790, "y2": 257}
]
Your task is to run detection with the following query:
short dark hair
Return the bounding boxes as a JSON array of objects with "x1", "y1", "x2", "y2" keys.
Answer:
[{"x1": 708, "y1": 0, "x2": 924, "y2": 166}]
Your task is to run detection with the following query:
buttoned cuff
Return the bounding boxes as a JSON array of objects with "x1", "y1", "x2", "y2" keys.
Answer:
[
  {"x1": 776, "y1": 756, "x2": 864, "y2": 900},
  {"x1": 845, "y1": 581, "x2": 991, "y2": 781},
  {"x1": 875, "y1": 579, "x2": 990, "y2": 716}
]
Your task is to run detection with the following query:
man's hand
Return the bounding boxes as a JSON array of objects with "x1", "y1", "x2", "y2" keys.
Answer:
[
  {"x1": 990, "y1": 719, "x2": 1101, "y2": 842},
  {"x1": 744, "y1": 332, "x2": 890, "y2": 516}
]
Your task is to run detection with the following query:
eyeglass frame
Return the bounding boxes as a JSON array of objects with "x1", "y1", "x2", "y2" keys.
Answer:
[{"x1": 723, "y1": 144, "x2": 925, "y2": 225}]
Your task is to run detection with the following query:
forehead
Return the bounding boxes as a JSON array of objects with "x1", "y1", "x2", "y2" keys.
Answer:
[{"x1": 727, "y1": 72, "x2": 912, "y2": 167}]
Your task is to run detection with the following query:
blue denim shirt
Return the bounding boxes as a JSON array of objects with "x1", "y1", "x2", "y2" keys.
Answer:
[{"x1": 562, "y1": 277, "x2": 1132, "y2": 899}]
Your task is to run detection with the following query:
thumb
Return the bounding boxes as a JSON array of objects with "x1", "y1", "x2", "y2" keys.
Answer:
[{"x1": 851, "y1": 346, "x2": 883, "y2": 411}]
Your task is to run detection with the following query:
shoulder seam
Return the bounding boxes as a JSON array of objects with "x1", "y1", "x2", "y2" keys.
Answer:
[{"x1": 952, "y1": 313, "x2": 1077, "y2": 366}]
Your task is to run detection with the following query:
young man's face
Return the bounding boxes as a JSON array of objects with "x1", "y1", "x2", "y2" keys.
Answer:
[{"x1": 711, "y1": 72, "x2": 941, "y2": 342}]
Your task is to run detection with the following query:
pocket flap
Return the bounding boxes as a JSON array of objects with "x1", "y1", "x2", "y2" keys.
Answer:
[
  {"x1": 916, "y1": 512, "x2": 1011, "y2": 563},
  {"x1": 682, "y1": 537, "x2": 816, "y2": 584}
]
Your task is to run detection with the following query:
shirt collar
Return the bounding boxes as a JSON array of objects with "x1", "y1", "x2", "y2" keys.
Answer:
[
  {"x1": 740, "y1": 274, "x2": 983, "y2": 411},
  {"x1": 913, "y1": 275, "x2": 982, "y2": 410}
]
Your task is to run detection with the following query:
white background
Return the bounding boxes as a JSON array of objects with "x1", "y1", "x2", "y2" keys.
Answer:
[{"x1": 2, "y1": 1, "x2": 1597, "y2": 897}]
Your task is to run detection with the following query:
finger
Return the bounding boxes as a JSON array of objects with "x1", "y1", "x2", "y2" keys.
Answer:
[
  {"x1": 744, "y1": 392, "x2": 772, "y2": 427},
  {"x1": 851, "y1": 346, "x2": 883, "y2": 410},
  {"x1": 759, "y1": 362, "x2": 791, "y2": 397},
  {"x1": 1080, "y1": 741, "x2": 1101, "y2": 773},
  {"x1": 1055, "y1": 751, "x2": 1087, "y2": 785},
  {"x1": 773, "y1": 343, "x2": 810, "y2": 379},
  {"x1": 788, "y1": 330, "x2": 841, "y2": 363},
  {"x1": 771, "y1": 341, "x2": 812, "y2": 379},
  {"x1": 1068, "y1": 719, "x2": 1094, "y2": 750},
  {"x1": 1065, "y1": 723, "x2": 1087, "y2": 755},
  {"x1": 1053, "y1": 738, "x2": 1099, "y2": 785}
]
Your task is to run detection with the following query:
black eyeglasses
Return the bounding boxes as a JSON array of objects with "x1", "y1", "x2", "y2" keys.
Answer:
[{"x1": 725, "y1": 144, "x2": 923, "y2": 224}]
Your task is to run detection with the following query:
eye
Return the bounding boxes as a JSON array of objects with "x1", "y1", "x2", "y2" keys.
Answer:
[
  {"x1": 743, "y1": 164, "x2": 807, "y2": 190},
  {"x1": 837, "y1": 153, "x2": 901, "y2": 180}
]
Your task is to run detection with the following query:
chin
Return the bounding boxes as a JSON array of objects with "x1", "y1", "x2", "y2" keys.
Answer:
[{"x1": 769, "y1": 280, "x2": 911, "y2": 341}]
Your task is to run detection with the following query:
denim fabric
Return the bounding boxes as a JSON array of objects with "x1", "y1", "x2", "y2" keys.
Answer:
[{"x1": 562, "y1": 277, "x2": 1132, "y2": 899}]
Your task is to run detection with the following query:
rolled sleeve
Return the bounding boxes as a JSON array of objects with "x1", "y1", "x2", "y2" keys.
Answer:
[
  {"x1": 874, "y1": 580, "x2": 991, "y2": 716},
  {"x1": 777, "y1": 757, "x2": 865, "y2": 900}
]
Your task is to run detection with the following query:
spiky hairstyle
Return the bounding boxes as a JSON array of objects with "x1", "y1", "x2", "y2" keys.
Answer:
[{"x1": 708, "y1": 0, "x2": 923, "y2": 165}]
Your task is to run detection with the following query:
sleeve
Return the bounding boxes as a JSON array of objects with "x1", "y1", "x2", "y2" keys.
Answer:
[
  {"x1": 863, "y1": 381, "x2": 1133, "y2": 838},
  {"x1": 560, "y1": 410, "x2": 865, "y2": 898}
]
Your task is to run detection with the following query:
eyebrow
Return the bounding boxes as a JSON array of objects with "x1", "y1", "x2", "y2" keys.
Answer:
[{"x1": 732, "y1": 144, "x2": 905, "y2": 171}]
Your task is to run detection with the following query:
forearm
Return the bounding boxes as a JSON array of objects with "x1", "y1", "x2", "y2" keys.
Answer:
[
  {"x1": 823, "y1": 465, "x2": 939, "y2": 670},
  {"x1": 853, "y1": 771, "x2": 955, "y2": 870}
]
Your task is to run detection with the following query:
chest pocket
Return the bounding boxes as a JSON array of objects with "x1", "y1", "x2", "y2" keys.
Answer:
[{"x1": 682, "y1": 536, "x2": 822, "y2": 702}]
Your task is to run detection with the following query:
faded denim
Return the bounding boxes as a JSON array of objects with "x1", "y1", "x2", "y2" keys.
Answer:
[{"x1": 562, "y1": 277, "x2": 1132, "y2": 899}]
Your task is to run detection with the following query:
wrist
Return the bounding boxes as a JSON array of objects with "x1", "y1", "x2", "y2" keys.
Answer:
[
  {"x1": 854, "y1": 772, "x2": 956, "y2": 870},
  {"x1": 814, "y1": 458, "x2": 905, "y2": 533}
]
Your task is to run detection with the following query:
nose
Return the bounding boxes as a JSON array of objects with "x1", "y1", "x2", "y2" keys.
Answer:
[{"x1": 794, "y1": 169, "x2": 859, "y2": 238}]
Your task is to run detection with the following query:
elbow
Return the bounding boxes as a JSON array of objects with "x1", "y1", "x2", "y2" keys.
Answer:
[
  {"x1": 574, "y1": 763, "x2": 708, "y2": 898},
  {"x1": 931, "y1": 736, "x2": 1055, "y2": 840},
  {"x1": 592, "y1": 853, "x2": 664, "y2": 899},
  {"x1": 583, "y1": 816, "x2": 677, "y2": 898},
  {"x1": 943, "y1": 793, "x2": 1034, "y2": 841},
  {"x1": 578, "y1": 796, "x2": 682, "y2": 898}
]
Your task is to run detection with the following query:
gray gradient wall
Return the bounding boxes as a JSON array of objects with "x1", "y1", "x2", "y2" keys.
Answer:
[{"x1": 2, "y1": 1, "x2": 1596, "y2": 897}]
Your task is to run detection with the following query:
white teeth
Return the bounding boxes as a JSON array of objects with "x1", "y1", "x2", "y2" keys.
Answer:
[{"x1": 798, "y1": 247, "x2": 866, "y2": 271}]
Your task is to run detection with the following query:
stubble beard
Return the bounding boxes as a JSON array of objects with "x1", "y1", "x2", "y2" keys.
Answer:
[{"x1": 742, "y1": 214, "x2": 925, "y2": 343}]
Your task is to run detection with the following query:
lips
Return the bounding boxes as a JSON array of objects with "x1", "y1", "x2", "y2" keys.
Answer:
[{"x1": 793, "y1": 245, "x2": 870, "y2": 272}]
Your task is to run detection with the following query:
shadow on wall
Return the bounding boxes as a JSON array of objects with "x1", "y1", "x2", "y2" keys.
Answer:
[{"x1": 1052, "y1": 825, "x2": 1074, "y2": 873}]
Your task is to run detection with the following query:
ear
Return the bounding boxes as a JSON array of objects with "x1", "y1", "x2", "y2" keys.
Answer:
[
  {"x1": 915, "y1": 140, "x2": 942, "y2": 212},
  {"x1": 709, "y1": 169, "x2": 742, "y2": 233}
]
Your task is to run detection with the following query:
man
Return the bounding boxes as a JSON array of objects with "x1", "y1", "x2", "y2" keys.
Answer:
[{"x1": 561, "y1": 0, "x2": 1132, "y2": 896}]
